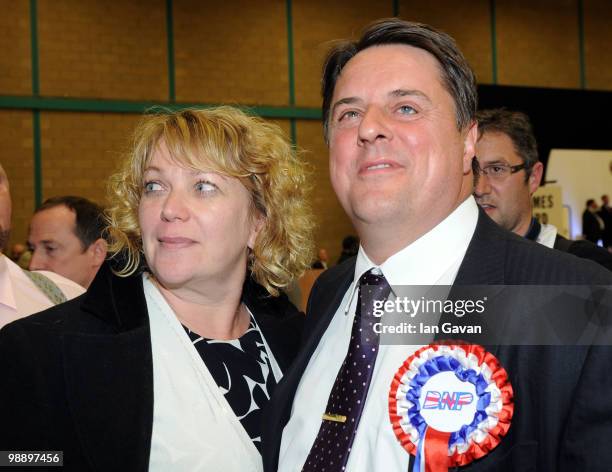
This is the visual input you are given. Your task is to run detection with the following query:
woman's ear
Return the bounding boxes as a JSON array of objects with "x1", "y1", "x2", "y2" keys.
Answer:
[{"x1": 248, "y1": 213, "x2": 266, "y2": 250}]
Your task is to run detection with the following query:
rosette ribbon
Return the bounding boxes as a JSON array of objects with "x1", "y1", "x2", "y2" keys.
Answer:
[{"x1": 389, "y1": 343, "x2": 514, "y2": 471}]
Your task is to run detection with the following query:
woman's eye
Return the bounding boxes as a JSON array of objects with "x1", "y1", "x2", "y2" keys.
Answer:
[
  {"x1": 195, "y1": 181, "x2": 217, "y2": 193},
  {"x1": 144, "y1": 181, "x2": 162, "y2": 193}
]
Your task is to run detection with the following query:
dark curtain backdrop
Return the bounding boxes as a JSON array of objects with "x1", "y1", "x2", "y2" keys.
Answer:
[{"x1": 477, "y1": 85, "x2": 612, "y2": 182}]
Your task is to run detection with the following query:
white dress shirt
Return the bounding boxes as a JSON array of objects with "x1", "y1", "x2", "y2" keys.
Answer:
[
  {"x1": 0, "y1": 254, "x2": 85, "y2": 329},
  {"x1": 278, "y1": 197, "x2": 479, "y2": 472},
  {"x1": 536, "y1": 223, "x2": 558, "y2": 249}
]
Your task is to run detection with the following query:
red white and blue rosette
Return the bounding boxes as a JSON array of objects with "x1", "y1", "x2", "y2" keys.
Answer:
[{"x1": 388, "y1": 343, "x2": 514, "y2": 471}]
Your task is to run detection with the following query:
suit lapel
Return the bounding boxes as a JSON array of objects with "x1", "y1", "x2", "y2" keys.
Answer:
[
  {"x1": 436, "y1": 211, "x2": 510, "y2": 359},
  {"x1": 63, "y1": 263, "x2": 154, "y2": 471},
  {"x1": 454, "y1": 210, "x2": 507, "y2": 286},
  {"x1": 263, "y1": 260, "x2": 355, "y2": 472},
  {"x1": 303, "y1": 261, "x2": 355, "y2": 350},
  {"x1": 279, "y1": 260, "x2": 354, "y2": 405},
  {"x1": 265, "y1": 213, "x2": 513, "y2": 470}
]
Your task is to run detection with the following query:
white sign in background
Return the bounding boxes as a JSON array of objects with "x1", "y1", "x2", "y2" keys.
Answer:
[
  {"x1": 533, "y1": 184, "x2": 567, "y2": 238},
  {"x1": 545, "y1": 149, "x2": 612, "y2": 239}
]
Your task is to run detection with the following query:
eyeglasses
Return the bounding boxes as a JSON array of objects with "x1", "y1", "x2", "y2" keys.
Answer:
[{"x1": 472, "y1": 158, "x2": 530, "y2": 181}]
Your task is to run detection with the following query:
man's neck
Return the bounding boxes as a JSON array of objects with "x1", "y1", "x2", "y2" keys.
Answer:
[
  {"x1": 512, "y1": 213, "x2": 534, "y2": 238},
  {"x1": 358, "y1": 197, "x2": 471, "y2": 265}
]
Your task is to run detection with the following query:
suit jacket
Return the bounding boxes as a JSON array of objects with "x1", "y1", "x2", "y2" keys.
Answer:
[
  {"x1": 262, "y1": 211, "x2": 612, "y2": 472},
  {"x1": 583, "y1": 209, "x2": 603, "y2": 244},
  {"x1": 0, "y1": 262, "x2": 303, "y2": 472},
  {"x1": 554, "y1": 233, "x2": 612, "y2": 271},
  {"x1": 598, "y1": 206, "x2": 612, "y2": 247}
]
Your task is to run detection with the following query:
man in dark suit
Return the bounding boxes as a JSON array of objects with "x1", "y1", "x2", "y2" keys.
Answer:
[
  {"x1": 583, "y1": 199, "x2": 604, "y2": 244},
  {"x1": 473, "y1": 108, "x2": 612, "y2": 270},
  {"x1": 599, "y1": 194, "x2": 612, "y2": 249},
  {"x1": 263, "y1": 19, "x2": 612, "y2": 471}
]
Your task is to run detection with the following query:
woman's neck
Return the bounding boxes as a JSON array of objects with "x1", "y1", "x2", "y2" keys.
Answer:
[{"x1": 152, "y1": 275, "x2": 250, "y2": 340}]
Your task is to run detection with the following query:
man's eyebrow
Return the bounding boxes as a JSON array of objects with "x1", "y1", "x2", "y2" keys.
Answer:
[
  {"x1": 389, "y1": 89, "x2": 431, "y2": 102},
  {"x1": 331, "y1": 90, "x2": 431, "y2": 117},
  {"x1": 480, "y1": 158, "x2": 509, "y2": 165},
  {"x1": 29, "y1": 239, "x2": 57, "y2": 247},
  {"x1": 330, "y1": 97, "x2": 362, "y2": 116}
]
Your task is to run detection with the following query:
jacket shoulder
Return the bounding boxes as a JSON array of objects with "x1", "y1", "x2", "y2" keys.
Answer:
[
  {"x1": 504, "y1": 230, "x2": 612, "y2": 284},
  {"x1": 311, "y1": 257, "x2": 356, "y2": 297},
  {"x1": 563, "y1": 238, "x2": 612, "y2": 271},
  {"x1": 462, "y1": 212, "x2": 612, "y2": 285},
  {"x1": 2, "y1": 293, "x2": 88, "y2": 331}
]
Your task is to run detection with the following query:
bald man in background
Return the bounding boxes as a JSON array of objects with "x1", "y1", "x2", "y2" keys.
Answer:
[{"x1": 0, "y1": 164, "x2": 84, "y2": 330}]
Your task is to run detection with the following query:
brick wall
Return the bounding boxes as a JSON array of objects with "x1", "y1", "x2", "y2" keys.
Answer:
[
  {"x1": 584, "y1": 0, "x2": 612, "y2": 89},
  {"x1": 0, "y1": 111, "x2": 34, "y2": 247},
  {"x1": 398, "y1": 0, "x2": 493, "y2": 84},
  {"x1": 1, "y1": 0, "x2": 611, "y2": 257},
  {"x1": 293, "y1": 0, "x2": 393, "y2": 107},
  {"x1": 496, "y1": 0, "x2": 580, "y2": 87},
  {"x1": 0, "y1": 1, "x2": 31, "y2": 95},
  {"x1": 174, "y1": 0, "x2": 289, "y2": 105},
  {"x1": 38, "y1": 0, "x2": 168, "y2": 100},
  {"x1": 40, "y1": 112, "x2": 141, "y2": 205},
  {"x1": 296, "y1": 120, "x2": 355, "y2": 264}
]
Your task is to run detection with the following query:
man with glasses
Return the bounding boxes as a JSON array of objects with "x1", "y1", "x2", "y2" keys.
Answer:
[{"x1": 474, "y1": 108, "x2": 612, "y2": 269}]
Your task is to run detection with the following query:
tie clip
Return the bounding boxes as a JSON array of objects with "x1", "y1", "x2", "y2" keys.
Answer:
[{"x1": 322, "y1": 413, "x2": 347, "y2": 423}]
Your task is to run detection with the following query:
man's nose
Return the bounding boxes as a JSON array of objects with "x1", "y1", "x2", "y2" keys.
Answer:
[
  {"x1": 473, "y1": 171, "x2": 492, "y2": 198},
  {"x1": 28, "y1": 250, "x2": 47, "y2": 271},
  {"x1": 358, "y1": 107, "x2": 392, "y2": 145}
]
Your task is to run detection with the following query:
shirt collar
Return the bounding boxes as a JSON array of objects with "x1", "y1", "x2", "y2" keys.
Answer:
[
  {"x1": 353, "y1": 196, "x2": 479, "y2": 287},
  {"x1": 0, "y1": 254, "x2": 18, "y2": 311}
]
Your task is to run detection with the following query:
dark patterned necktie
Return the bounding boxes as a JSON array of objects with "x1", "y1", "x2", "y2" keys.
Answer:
[{"x1": 302, "y1": 268, "x2": 391, "y2": 472}]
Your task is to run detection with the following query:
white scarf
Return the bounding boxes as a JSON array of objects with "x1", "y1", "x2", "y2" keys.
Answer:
[{"x1": 143, "y1": 275, "x2": 282, "y2": 471}]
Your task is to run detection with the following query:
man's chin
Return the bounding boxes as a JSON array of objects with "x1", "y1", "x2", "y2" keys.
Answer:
[
  {"x1": 480, "y1": 205, "x2": 497, "y2": 216},
  {"x1": 482, "y1": 207, "x2": 509, "y2": 230},
  {"x1": 351, "y1": 201, "x2": 411, "y2": 228}
]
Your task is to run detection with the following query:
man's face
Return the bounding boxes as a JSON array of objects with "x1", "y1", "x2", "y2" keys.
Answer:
[
  {"x1": 603, "y1": 195, "x2": 609, "y2": 206},
  {"x1": 0, "y1": 164, "x2": 11, "y2": 251},
  {"x1": 474, "y1": 131, "x2": 542, "y2": 235},
  {"x1": 327, "y1": 44, "x2": 475, "y2": 251},
  {"x1": 28, "y1": 205, "x2": 98, "y2": 288},
  {"x1": 318, "y1": 248, "x2": 328, "y2": 263}
]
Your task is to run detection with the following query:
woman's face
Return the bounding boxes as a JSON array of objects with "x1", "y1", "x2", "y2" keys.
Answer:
[{"x1": 138, "y1": 141, "x2": 261, "y2": 291}]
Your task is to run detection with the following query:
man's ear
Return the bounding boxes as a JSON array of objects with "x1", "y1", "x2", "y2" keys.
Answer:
[
  {"x1": 462, "y1": 121, "x2": 478, "y2": 174},
  {"x1": 89, "y1": 238, "x2": 108, "y2": 267},
  {"x1": 528, "y1": 162, "x2": 544, "y2": 195}
]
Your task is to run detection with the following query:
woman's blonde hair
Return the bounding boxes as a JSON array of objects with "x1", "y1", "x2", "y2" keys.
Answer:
[{"x1": 106, "y1": 106, "x2": 314, "y2": 296}]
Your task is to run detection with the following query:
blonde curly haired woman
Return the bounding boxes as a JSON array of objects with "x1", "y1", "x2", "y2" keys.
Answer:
[{"x1": 0, "y1": 107, "x2": 313, "y2": 471}]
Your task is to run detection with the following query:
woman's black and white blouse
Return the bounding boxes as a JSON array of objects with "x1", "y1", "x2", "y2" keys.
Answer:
[{"x1": 184, "y1": 313, "x2": 277, "y2": 452}]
